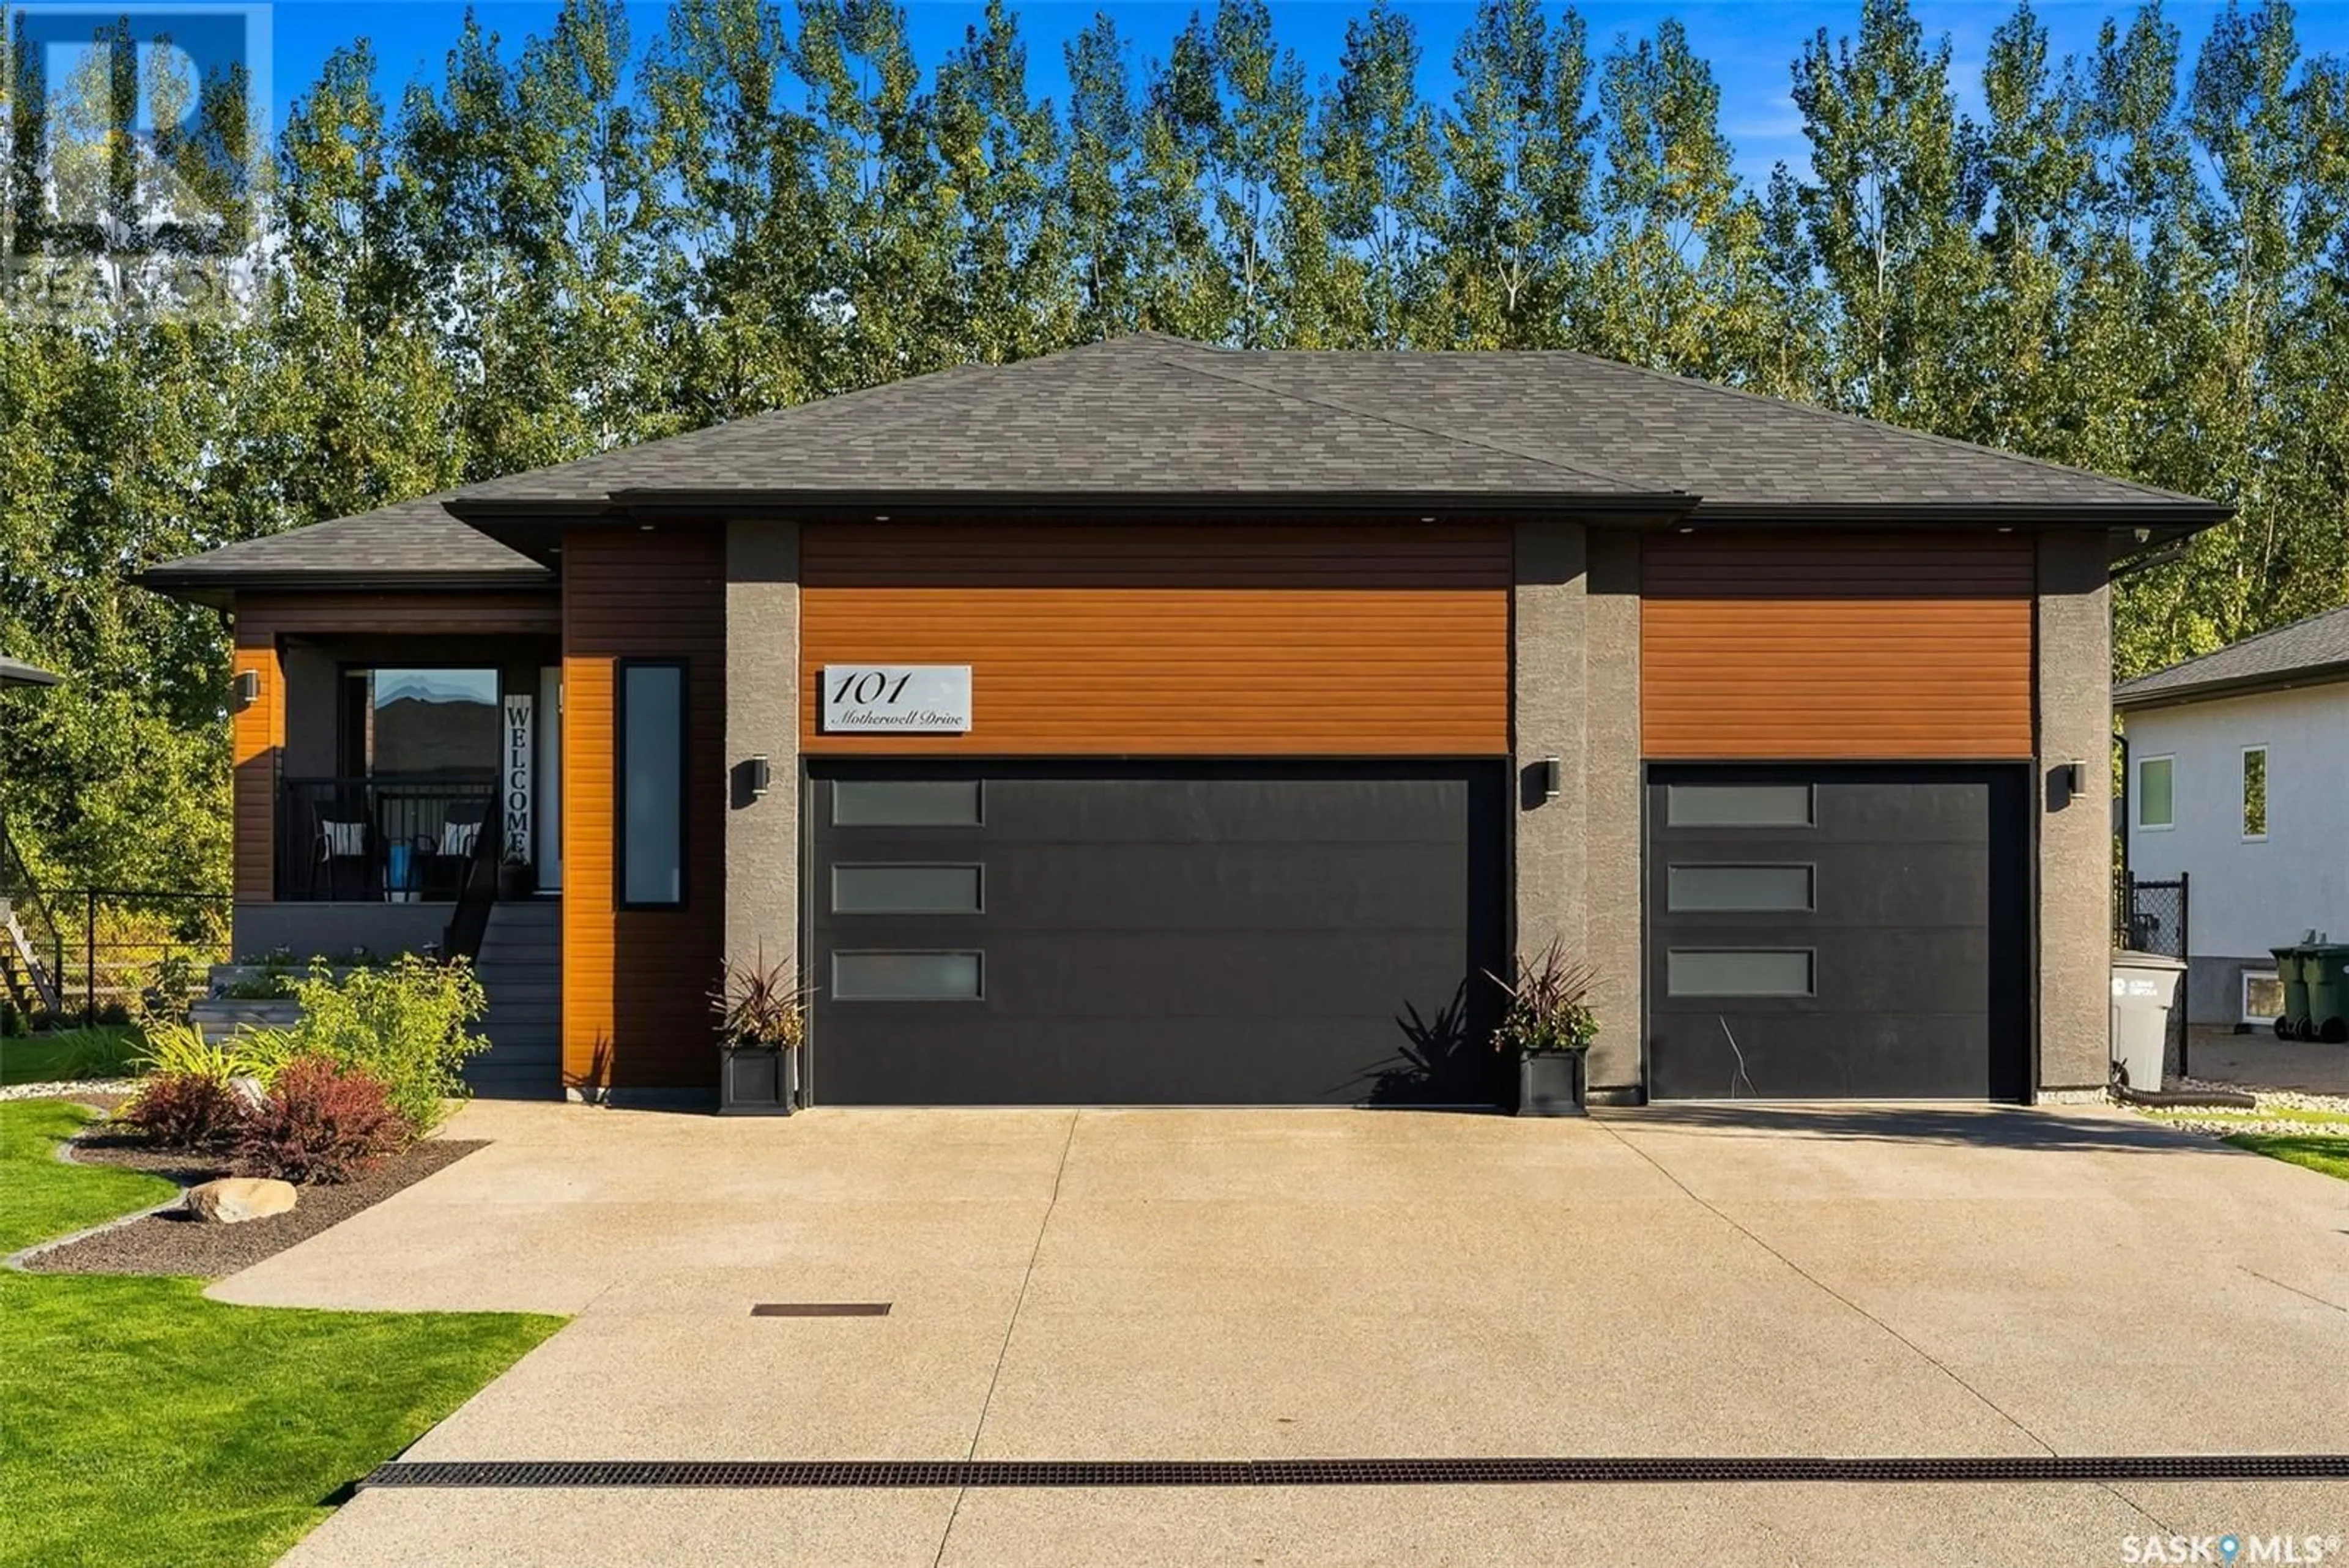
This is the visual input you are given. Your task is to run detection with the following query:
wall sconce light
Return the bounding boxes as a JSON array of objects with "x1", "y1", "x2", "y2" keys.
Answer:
[
  {"x1": 748, "y1": 754, "x2": 771, "y2": 800},
  {"x1": 2057, "y1": 760, "x2": 2086, "y2": 804},
  {"x1": 1540, "y1": 757, "x2": 1562, "y2": 803},
  {"x1": 232, "y1": 669, "x2": 261, "y2": 710}
]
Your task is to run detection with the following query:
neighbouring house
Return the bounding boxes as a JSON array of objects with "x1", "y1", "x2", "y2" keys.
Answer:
[
  {"x1": 138, "y1": 335, "x2": 2229, "y2": 1107},
  {"x1": 2115, "y1": 604, "x2": 2349, "y2": 1029}
]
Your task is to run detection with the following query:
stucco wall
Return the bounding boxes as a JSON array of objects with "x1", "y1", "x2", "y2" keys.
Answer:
[
  {"x1": 232, "y1": 901, "x2": 448, "y2": 960},
  {"x1": 724, "y1": 521, "x2": 802, "y2": 976},
  {"x1": 2035, "y1": 532, "x2": 2114, "y2": 1094},
  {"x1": 1583, "y1": 530, "x2": 1644, "y2": 1094},
  {"x1": 1509, "y1": 522, "x2": 1643, "y2": 1099},
  {"x1": 2124, "y1": 683, "x2": 2349, "y2": 1023}
]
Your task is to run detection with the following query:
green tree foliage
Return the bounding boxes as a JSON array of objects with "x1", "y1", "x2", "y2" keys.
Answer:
[{"x1": 5, "y1": 0, "x2": 2347, "y2": 891}]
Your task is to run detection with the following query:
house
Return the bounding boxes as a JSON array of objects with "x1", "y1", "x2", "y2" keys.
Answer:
[
  {"x1": 139, "y1": 335, "x2": 2228, "y2": 1107},
  {"x1": 2115, "y1": 604, "x2": 2349, "y2": 1028}
]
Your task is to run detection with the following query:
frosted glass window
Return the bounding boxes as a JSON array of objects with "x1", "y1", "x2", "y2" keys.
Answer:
[
  {"x1": 1667, "y1": 865, "x2": 1814, "y2": 912},
  {"x1": 1666, "y1": 784, "x2": 1814, "y2": 828},
  {"x1": 833, "y1": 780, "x2": 982, "y2": 826},
  {"x1": 1667, "y1": 949, "x2": 1814, "y2": 997},
  {"x1": 2138, "y1": 757, "x2": 2173, "y2": 829},
  {"x1": 620, "y1": 664, "x2": 685, "y2": 906},
  {"x1": 833, "y1": 951, "x2": 984, "y2": 1001},
  {"x1": 832, "y1": 865, "x2": 984, "y2": 914}
]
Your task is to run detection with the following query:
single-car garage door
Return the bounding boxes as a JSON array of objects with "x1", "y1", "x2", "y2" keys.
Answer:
[
  {"x1": 807, "y1": 762, "x2": 1509, "y2": 1106},
  {"x1": 1645, "y1": 765, "x2": 2029, "y2": 1101}
]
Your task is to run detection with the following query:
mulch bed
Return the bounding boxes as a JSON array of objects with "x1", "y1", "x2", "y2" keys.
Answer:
[{"x1": 20, "y1": 1129, "x2": 486, "y2": 1279}]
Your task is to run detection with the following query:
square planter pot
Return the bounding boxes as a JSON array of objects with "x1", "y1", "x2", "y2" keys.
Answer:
[
  {"x1": 719, "y1": 1045, "x2": 797, "y2": 1115},
  {"x1": 1517, "y1": 1051, "x2": 1587, "y2": 1117}
]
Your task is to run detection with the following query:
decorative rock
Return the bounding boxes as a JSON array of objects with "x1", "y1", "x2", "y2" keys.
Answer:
[
  {"x1": 185, "y1": 1177, "x2": 297, "y2": 1224},
  {"x1": 226, "y1": 1075, "x2": 269, "y2": 1114}
]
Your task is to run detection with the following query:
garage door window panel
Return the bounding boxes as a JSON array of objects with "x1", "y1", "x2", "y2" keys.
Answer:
[
  {"x1": 832, "y1": 779, "x2": 984, "y2": 827},
  {"x1": 1665, "y1": 784, "x2": 1814, "y2": 828},
  {"x1": 831, "y1": 864, "x2": 985, "y2": 915},
  {"x1": 1666, "y1": 948, "x2": 1816, "y2": 997},
  {"x1": 1666, "y1": 864, "x2": 1815, "y2": 912},
  {"x1": 833, "y1": 951, "x2": 985, "y2": 1001}
]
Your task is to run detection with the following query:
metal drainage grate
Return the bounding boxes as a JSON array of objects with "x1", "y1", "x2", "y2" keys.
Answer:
[
  {"x1": 749, "y1": 1303, "x2": 891, "y2": 1318},
  {"x1": 360, "y1": 1455, "x2": 2349, "y2": 1492}
]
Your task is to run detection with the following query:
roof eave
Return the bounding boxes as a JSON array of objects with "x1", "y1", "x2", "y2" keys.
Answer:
[
  {"x1": 1683, "y1": 502, "x2": 2234, "y2": 538},
  {"x1": 132, "y1": 568, "x2": 558, "y2": 611},
  {"x1": 2115, "y1": 660, "x2": 2349, "y2": 713}
]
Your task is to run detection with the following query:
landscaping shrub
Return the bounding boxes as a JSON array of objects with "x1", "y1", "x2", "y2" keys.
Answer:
[
  {"x1": 138, "y1": 1018, "x2": 259, "y2": 1086},
  {"x1": 0, "y1": 998, "x2": 24, "y2": 1038},
  {"x1": 121, "y1": 1071, "x2": 248, "y2": 1151},
  {"x1": 233, "y1": 1056, "x2": 409, "y2": 1184},
  {"x1": 285, "y1": 956, "x2": 489, "y2": 1133}
]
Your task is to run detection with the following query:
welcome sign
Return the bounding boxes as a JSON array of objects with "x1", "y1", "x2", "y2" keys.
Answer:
[
  {"x1": 503, "y1": 694, "x2": 533, "y2": 861},
  {"x1": 821, "y1": 666, "x2": 973, "y2": 734}
]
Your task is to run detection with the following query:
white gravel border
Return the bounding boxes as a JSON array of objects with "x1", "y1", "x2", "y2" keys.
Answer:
[
  {"x1": 0, "y1": 1079, "x2": 140, "y2": 1103},
  {"x1": 2126, "y1": 1077, "x2": 2349, "y2": 1139}
]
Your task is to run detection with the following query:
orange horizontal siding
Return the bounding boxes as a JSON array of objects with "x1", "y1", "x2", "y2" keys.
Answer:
[
  {"x1": 1641, "y1": 532, "x2": 2036, "y2": 760},
  {"x1": 801, "y1": 524, "x2": 1511, "y2": 756},
  {"x1": 562, "y1": 530, "x2": 725, "y2": 1091}
]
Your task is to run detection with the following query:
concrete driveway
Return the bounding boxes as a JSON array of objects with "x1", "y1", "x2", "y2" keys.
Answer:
[{"x1": 226, "y1": 1102, "x2": 2349, "y2": 1566}]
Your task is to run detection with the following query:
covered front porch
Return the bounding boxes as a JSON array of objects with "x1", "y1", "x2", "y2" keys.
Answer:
[{"x1": 231, "y1": 598, "x2": 563, "y2": 961}]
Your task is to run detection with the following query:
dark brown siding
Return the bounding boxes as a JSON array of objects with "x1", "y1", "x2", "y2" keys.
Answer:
[
  {"x1": 800, "y1": 523, "x2": 1512, "y2": 756},
  {"x1": 562, "y1": 532, "x2": 725, "y2": 1090},
  {"x1": 229, "y1": 591, "x2": 560, "y2": 901},
  {"x1": 1641, "y1": 532, "x2": 2036, "y2": 760}
]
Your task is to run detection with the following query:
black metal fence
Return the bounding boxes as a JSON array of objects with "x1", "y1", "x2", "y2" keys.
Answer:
[
  {"x1": 276, "y1": 776, "x2": 497, "y2": 902},
  {"x1": 4, "y1": 888, "x2": 231, "y2": 1027},
  {"x1": 2114, "y1": 871, "x2": 2189, "y2": 960}
]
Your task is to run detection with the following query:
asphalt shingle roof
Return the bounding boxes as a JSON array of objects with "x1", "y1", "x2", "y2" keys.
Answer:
[
  {"x1": 2115, "y1": 604, "x2": 2349, "y2": 709},
  {"x1": 144, "y1": 334, "x2": 2225, "y2": 590},
  {"x1": 139, "y1": 493, "x2": 552, "y2": 589}
]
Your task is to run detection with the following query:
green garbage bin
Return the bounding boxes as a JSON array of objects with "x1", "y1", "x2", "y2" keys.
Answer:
[
  {"x1": 2273, "y1": 945, "x2": 2309, "y2": 1038},
  {"x1": 2303, "y1": 945, "x2": 2349, "y2": 1043}
]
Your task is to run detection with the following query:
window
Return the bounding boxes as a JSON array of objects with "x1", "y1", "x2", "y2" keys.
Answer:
[
  {"x1": 618, "y1": 663, "x2": 686, "y2": 907},
  {"x1": 1666, "y1": 784, "x2": 1814, "y2": 828},
  {"x1": 833, "y1": 779, "x2": 982, "y2": 827},
  {"x1": 344, "y1": 667, "x2": 499, "y2": 778},
  {"x1": 833, "y1": 951, "x2": 984, "y2": 1001},
  {"x1": 2242, "y1": 747, "x2": 2268, "y2": 840},
  {"x1": 831, "y1": 864, "x2": 984, "y2": 915},
  {"x1": 1666, "y1": 949, "x2": 1815, "y2": 998},
  {"x1": 2137, "y1": 756, "x2": 2173, "y2": 830},
  {"x1": 1667, "y1": 864, "x2": 1814, "y2": 913}
]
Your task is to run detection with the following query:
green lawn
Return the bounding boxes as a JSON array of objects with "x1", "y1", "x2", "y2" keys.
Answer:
[
  {"x1": 0, "y1": 1101, "x2": 562, "y2": 1568},
  {"x1": 0, "y1": 1025, "x2": 145, "y2": 1086},
  {"x1": 2225, "y1": 1132, "x2": 2349, "y2": 1183},
  {"x1": 2148, "y1": 1104, "x2": 2349, "y2": 1129}
]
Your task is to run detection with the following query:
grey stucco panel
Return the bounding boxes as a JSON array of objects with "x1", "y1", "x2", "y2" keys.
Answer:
[
  {"x1": 1512, "y1": 522, "x2": 1630, "y2": 1087},
  {"x1": 724, "y1": 521, "x2": 801, "y2": 977},
  {"x1": 1583, "y1": 530, "x2": 1644, "y2": 1093},
  {"x1": 2036, "y1": 530, "x2": 2114, "y2": 1094}
]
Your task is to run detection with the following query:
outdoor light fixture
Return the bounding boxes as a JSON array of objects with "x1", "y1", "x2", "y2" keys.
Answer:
[
  {"x1": 2057, "y1": 760, "x2": 2087, "y2": 803},
  {"x1": 1541, "y1": 757, "x2": 1562, "y2": 803},
  {"x1": 748, "y1": 754, "x2": 771, "y2": 800},
  {"x1": 232, "y1": 669, "x2": 261, "y2": 710}
]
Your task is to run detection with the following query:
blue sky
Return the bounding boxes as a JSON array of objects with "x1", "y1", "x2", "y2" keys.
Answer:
[{"x1": 265, "y1": 1, "x2": 2346, "y2": 187}]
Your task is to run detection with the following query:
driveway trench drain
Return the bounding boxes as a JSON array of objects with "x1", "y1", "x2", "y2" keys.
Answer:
[
  {"x1": 358, "y1": 1456, "x2": 2349, "y2": 1490},
  {"x1": 749, "y1": 1303, "x2": 891, "y2": 1317}
]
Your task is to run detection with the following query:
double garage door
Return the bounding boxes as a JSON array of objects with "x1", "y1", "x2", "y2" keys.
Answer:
[
  {"x1": 1646, "y1": 765, "x2": 2029, "y2": 1101},
  {"x1": 807, "y1": 762, "x2": 1510, "y2": 1107},
  {"x1": 807, "y1": 760, "x2": 2025, "y2": 1105}
]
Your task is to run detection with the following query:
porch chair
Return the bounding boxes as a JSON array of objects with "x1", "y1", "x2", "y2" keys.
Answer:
[{"x1": 310, "y1": 816, "x2": 373, "y2": 900}]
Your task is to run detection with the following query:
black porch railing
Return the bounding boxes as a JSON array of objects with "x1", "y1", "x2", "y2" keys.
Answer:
[{"x1": 276, "y1": 776, "x2": 497, "y2": 903}]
